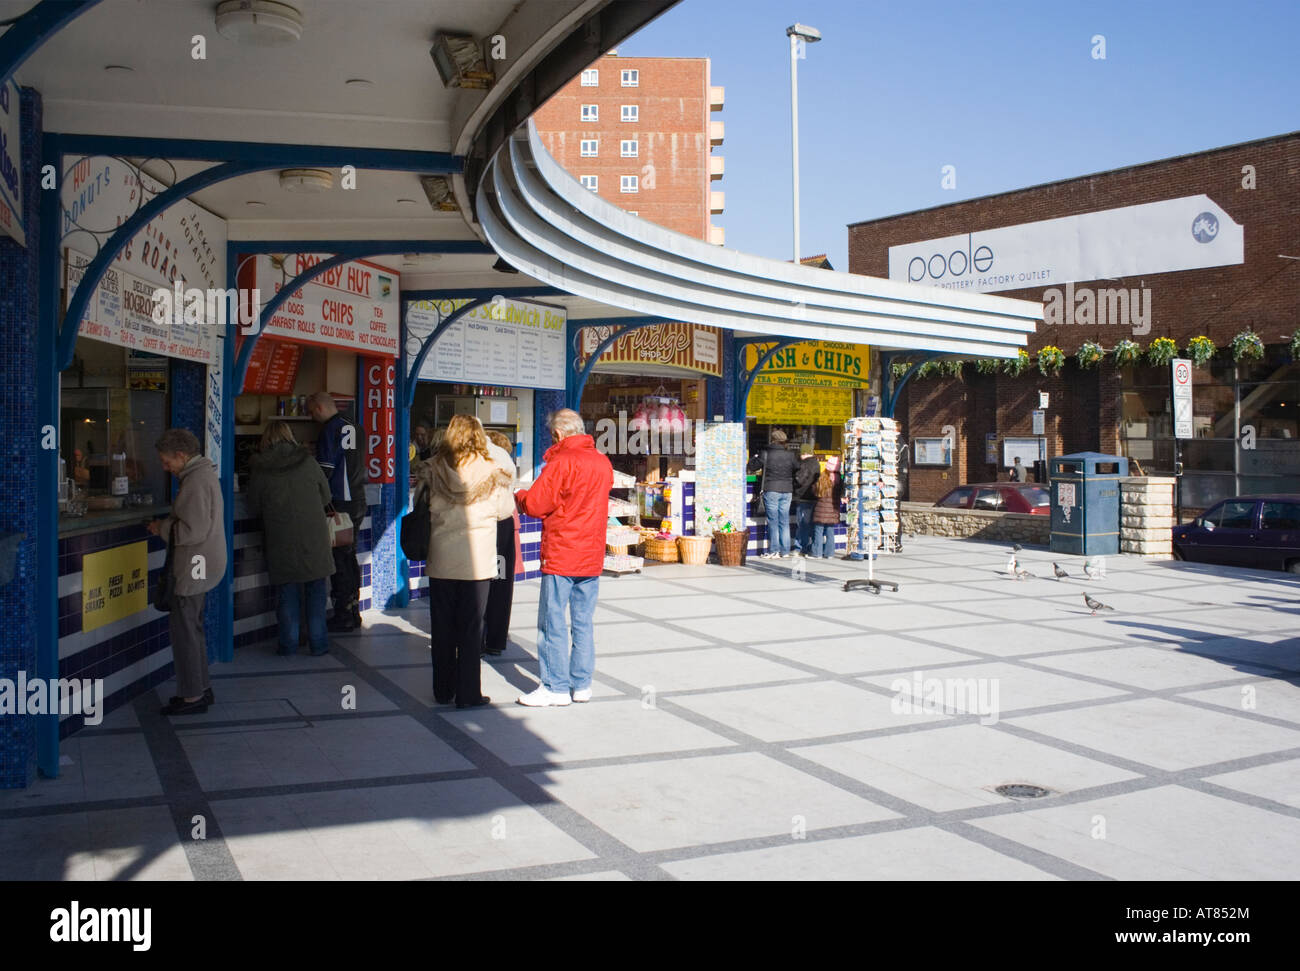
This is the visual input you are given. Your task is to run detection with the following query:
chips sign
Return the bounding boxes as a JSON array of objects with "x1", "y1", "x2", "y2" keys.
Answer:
[
  {"x1": 745, "y1": 340, "x2": 872, "y2": 389},
  {"x1": 1171, "y1": 358, "x2": 1193, "y2": 440},
  {"x1": 256, "y1": 255, "x2": 399, "y2": 356}
]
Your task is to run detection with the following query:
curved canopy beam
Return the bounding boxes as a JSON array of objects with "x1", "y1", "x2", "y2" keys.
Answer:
[{"x1": 0, "y1": 0, "x2": 104, "y2": 89}]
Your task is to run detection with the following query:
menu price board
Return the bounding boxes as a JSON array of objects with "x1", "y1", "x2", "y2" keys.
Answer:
[
  {"x1": 408, "y1": 297, "x2": 566, "y2": 391},
  {"x1": 259, "y1": 255, "x2": 399, "y2": 357},
  {"x1": 242, "y1": 339, "x2": 303, "y2": 395},
  {"x1": 748, "y1": 384, "x2": 854, "y2": 426}
]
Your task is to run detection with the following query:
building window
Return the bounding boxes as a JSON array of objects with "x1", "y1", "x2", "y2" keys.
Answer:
[
  {"x1": 620, "y1": 175, "x2": 638, "y2": 193},
  {"x1": 627, "y1": 211, "x2": 639, "y2": 216},
  {"x1": 620, "y1": 139, "x2": 638, "y2": 158},
  {"x1": 580, "y1": 175, "x2": 598, "y2": 191},
  {"x1": 621, "y1": 69, "x2": 639, "y2": 87},
  {"x1": 580, "y1": 139, "x2": 598, "y2": 158},
  {"x1": 581, "y1": 104, "x2": 598, "y2": 122},
  {"x1": 581, "y1": 69, "x2": 598, "y2": 87},
  {"x1": 621, "y1": 104, "x2": 638, "y2": 122}
]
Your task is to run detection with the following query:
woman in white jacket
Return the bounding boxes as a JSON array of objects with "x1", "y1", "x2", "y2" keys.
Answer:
[{"x1": 413, "y1": 415, "x2": 513, "y2": 708}]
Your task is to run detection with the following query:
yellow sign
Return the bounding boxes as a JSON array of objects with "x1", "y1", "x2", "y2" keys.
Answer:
[
  {"x1": 746, "y1": 340, "x2": 871, "y2": 389},
  {"x1": 749, "y1": 385, "x2": 854, "y2": 425},
  {"x1": 82, "y1": 542, "x2": 149, "y2": 632}
]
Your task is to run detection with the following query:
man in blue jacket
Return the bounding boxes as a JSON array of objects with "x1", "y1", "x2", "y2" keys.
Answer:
[{"x1": 308, "y1": 392, "x2": 367, "y2": 631}]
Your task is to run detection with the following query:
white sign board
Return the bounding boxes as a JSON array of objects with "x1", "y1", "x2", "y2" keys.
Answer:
[
  {"x1": 913, "y1": 438, "x2": 951, "y2": 466},
  {"x1": 1002, "y1": 437, "x2": 1045, "y2": 469},
  {"x1": 0, "y1": 80, "x2": 23, "y2": 245},
  {"x1": 407, "y1": 297, "x2": 566, "y2": 390},
  {"x1": 1032, "y1": 409, "x2": 1045, "y2": 435},
  {"x1": 889, "y1": 195, "x2": 1244, "y2": 293},
  {"x1": 258, "y1": 255, "x2": 400, "y2": 356},
  {"x1": 1171, "y1": 357, "x2": 1194, "y2": 440}
]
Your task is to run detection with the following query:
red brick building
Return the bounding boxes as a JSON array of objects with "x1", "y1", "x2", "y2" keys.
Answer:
[
  {"x1": 532, "y1": 54, "x2": 725, "y2": 243},
  {"x1": 849, "y1": 132, "x2": 1300, "y2": 514}
]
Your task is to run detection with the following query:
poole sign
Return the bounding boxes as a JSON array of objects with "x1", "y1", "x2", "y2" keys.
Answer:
[{"x1": 888, "y1": 195, "x2": 1244, "y2": 293}]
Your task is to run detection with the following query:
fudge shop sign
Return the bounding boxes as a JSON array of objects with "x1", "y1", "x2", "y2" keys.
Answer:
[{"x1": 888, "y1": 195, "x2": 1244, "y2": 294}]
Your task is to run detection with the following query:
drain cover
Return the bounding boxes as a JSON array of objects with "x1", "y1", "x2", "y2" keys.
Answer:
[{"x1": 996, "y1": 784, "x2": 1051, "y2": 800}]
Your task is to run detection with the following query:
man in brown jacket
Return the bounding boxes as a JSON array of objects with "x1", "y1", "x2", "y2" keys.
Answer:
[{"x1": 147, "y1": 428, "x2": 226, "y2": 715}]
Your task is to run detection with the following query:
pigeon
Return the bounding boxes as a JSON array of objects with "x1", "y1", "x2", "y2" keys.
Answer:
[
  {"x1": 1005, "y1": 554, "x2": 1018, "y2": 574},
  {"x1": 1083, "y1": 593, "x2": 1114, "y2": 615},
  {"x1": 1014, "y1": 566, "x2": 1034, "y2": 580},
  {"x1": 1053, "y1": 562, "x2": 1070, "y2": 580},
  {"x1": 1012, "y1": 543, "x2": 1023, "y2": 553}
]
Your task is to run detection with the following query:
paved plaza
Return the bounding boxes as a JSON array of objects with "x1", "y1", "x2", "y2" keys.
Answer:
[{"x1": 2, "y1": 536, "x2": 1298, "y2": 881}]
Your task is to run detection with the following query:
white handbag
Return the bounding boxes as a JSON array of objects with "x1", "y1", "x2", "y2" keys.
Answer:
[{"x1": 326, "y1": 508, "x2": 354, "y2": 548}]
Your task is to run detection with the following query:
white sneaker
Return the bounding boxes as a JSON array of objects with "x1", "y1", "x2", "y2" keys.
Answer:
[
  {"x1": 571, "y1": 688, "x2": 592, "y2": 703},
  {"x1": 517, "y1": 686, "x2": 571, "y2": 707}
]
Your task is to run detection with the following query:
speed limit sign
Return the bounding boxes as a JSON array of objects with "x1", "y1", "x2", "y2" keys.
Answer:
[{"x1": 1171, "y1": 358, "x2": 1193, "y2": 439}]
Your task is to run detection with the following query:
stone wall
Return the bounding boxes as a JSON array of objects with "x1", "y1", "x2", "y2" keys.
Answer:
[
  {"x1": 901, "y1": 503, "x2": 1050, "y2": 545},
  {"x1": 1120, "y1": 476, "x2": 1175, "y2": 558}
]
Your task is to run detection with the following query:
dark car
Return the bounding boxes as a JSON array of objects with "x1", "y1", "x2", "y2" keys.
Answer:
[
  {"x1": 934, "y1": 483, "x2": 1051, "y2": 515},
  {"x1": 1172, "y1": 495, "x2": 1300, "y2": 573}
]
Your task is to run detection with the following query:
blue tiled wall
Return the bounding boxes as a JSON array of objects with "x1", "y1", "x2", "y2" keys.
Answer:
[
  {"x1": 368, "y1": 482, "x2": 399, "y2": 608},
  {"x1": 0, "y1": 89, "x2": 41, "y2": 787},
  {"x1": 533, "y1": 389, "x2": 564, "y2": 468},
  {"x1": 168, "y1": 359, "x2": 220, "y2": 652}
]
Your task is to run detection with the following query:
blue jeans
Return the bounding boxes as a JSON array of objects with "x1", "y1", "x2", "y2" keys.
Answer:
[
  {"x1": 537, "y1": 574, "x2": 600, "y2": 693},
  {"x1": 813, "y1": 523, "x2": 837, "y2": 558},
  {"x1": 763, "y1": 491, "x2": 792, "y2": 555},
  {"x1": 794, "y1": 501, "x2": 815, "y2": 554},
  {"x1": 277, "y1": 578, "x2": 329, "y2": 653}
]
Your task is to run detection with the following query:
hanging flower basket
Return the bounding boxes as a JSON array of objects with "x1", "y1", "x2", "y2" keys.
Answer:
[
  {"x1": 890, "y1": 361, "x2": 912, "y2": 380},
  {"x1": 1112, "y1": 339, "x2": 1141, "y2": 367},
  {"x1": 1037, "y1": 345, "x2": 1065, "y2": 376},
  {"x1": 975, "y1": 359, "x2": 1000, "y2": 376},
  {"x1": 1186, "y1": 335, "x2": 1217, "y2": 367},
  {"x1": 1146, "y1": 337, "x2": 1178, "y2": 367},
  {"x1": 915, "y1": 361, "x2": 940, "y2": 379},
  {"x1": 1290, "y1": 328, "x2": 1300, "y2": 362},
  {"x1": 1231, "y1": 329, "x2": 1265, "y2": 362},
  {"x1": 1002, "y1": 348, "x2": 1030, "y2": 377},
  {"x1": 1076, "y1": 341, "x2": 1103, "y2": 369},
  {"x1": 939, "y1": 359, "x2": 965, "y2": 378}
]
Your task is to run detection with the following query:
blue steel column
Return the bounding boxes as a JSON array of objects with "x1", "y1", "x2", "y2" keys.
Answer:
[
  {"x1": 35, "y1": 105, "x2": 60, "y2": 779},
  {"x1": 214, "y1": 243, "x2": 237, "y2": 663},
  {"x1": 391, "y1": 300, "x2": 411, "y2": 608}
]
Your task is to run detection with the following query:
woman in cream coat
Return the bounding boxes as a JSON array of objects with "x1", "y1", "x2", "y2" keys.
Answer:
[{"x1": 414, "y1": 415, "x2": 513, "y2": 708}]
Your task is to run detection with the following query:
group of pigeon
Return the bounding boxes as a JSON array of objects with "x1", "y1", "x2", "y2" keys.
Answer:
[{"x1": 1004, "y1": 544, "x2": 1115, "y2": 615}]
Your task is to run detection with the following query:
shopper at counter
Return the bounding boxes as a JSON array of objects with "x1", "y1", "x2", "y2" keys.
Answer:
[
  {"x1": 792, "y1": 443, "x2": 820, "y2": 557},
  {"x1": 484, "y1": 430, "x2": 521, "y2": 657},
  {"x1": 414, "y1": 415, "x2": 512, "y2": 708},
  {"x1": 812, "y1": 455, "x2": 844, "y2": 559},
  {"x1": 307, "y1": 392, "x2": 368, "y2": 632},
  {"x1": 514, "y1": 408, "x2": 613, "y2": 707},
  {"x1": 147, "y1": 428, "x2": 225, "y2": 716},
  {"x1": 245, "y1": 421, "x2": 336, "y2": 657},
  {"x1": 747, "y1": 429, "x2": 798, "y2": 558}
]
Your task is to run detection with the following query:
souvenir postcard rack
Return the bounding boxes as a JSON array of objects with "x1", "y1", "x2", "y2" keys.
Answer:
[{"x1": 843, "y1": 416, "x2": 901, "y2": 558}]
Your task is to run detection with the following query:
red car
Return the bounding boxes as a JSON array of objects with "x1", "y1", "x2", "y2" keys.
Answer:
[{"x1": 935, "y1": 483, "x2": 1051, "y2": 515}]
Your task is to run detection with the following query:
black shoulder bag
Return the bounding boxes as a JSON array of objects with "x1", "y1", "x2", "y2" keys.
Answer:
[
  {"x1": 154, "y1": 521, "x2": 177, "y2": 613},
  {"x1": 400, "y1": 484, "x2": 431, "y2": 561}
]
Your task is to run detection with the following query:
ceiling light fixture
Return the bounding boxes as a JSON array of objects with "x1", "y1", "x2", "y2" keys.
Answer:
[
  {"x1": 103, "y1": 64, "x2": 134, "y2": 73},
  {"x1": 396, "y1": 198, "x2": 418, "y2": 206},
  {"x1": 245, "y1": 200, "x2": 267, "y2": 207},
  {"x1": 344, "y1": 78, "x2": 373, "y2": 88},
  {"x1": 278, "y1": 168, "x2": 333, "y2": 193},
  {"x1": 215, "y1": 0, "x2": 304, "y2": 46}
]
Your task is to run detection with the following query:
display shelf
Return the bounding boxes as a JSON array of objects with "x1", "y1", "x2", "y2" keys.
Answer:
[{"x1": 843, "y1": 416, "x2": 901, "y2": 558}]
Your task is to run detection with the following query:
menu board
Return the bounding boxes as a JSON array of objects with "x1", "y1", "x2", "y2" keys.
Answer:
[
  {"x1": 408, "y1": 297, "x2": 566, "y2": 390},
  {"x1": 748, "y1": 384, "x2": 854, "y2": 425},
  {"x1": 67, "y1": 259, "x2": 217, "y2": 365},
  {"x1": 242, "y1": 339, "x2": 302, "y2": 394},
  {"x1": 258, "y1": 255, "x2": 399, "y2": 356}
]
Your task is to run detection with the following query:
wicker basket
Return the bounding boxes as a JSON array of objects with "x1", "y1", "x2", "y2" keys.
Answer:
[
  {"x1": 713, "y1": 528, "x2": 748, "y2": 567},
  {"x1": 677, "y1": 535, "x2": 712, "y2": 566},
  {"x1": 643, "y1": 536, "x2": 679, "y2": 562}
]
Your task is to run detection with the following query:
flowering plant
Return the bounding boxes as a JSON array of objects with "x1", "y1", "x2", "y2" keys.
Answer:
[
  {"x1": 1230, "y1": 329, "x2": 1264, "y2": 362},
  {"x1": 1002, "y1": 348, "x2": 1030, "y2": 377},
  {"x1": 1076, "y1": 341, "x2": 1103, "y2": 369},
  {"x1": 1112, "y1": 339, "x2": 1141, "y2": 367},
  {"x1": 1186, "y1": 335, "x2": 1216, "y2": 367},
  {"x1": 702, "y1": 506, "x2": 737, "y2": 533},
  {"x1": 939, "y1": 359, "x2": 965, "y2": 378},
  {"x1": 1037, "y1": 345, "x2": 1065, "y2": 376},
  {"x1": 1146, "y1": 337, "x2": 1178, "y2": 366},
  {"x1": 890, "y1": 361, "x2": 912, "y2": 380},
  {"x1": 916, "y1": 360, "x2": 941, "y2": 379},
  {"x1": 975, "y1": 359, "x2": 1000, "y2": 375},
  {"x1": 1290, "y1": 328, "x2": 1300, "y2": 362}
]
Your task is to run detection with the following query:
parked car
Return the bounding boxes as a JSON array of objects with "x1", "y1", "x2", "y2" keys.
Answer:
[
  {"x1": 1172, "y1": 495, "x2": 1300, "y2": 573},
  {"x1": 934, "y1": 483, "x2": 1050, "y2": 515}
]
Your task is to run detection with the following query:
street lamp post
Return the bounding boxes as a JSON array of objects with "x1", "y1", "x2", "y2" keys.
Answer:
[{"x1": 786, "y1": 22, "x2": 821, "y2": 264}]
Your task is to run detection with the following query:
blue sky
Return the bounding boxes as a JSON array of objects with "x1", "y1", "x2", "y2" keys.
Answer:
[{"x1": 619, "y1": 0, "x2": 1300, "y2": 269}]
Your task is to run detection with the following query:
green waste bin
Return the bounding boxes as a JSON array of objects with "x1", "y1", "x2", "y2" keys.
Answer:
[{"x1": 1049, "y1": 452, "x2": 1128, "y2": 556}]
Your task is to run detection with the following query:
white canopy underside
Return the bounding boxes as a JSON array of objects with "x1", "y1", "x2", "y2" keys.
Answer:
[{"x1": 478, "y1": 122, "x2": 1041, "y2": 358}]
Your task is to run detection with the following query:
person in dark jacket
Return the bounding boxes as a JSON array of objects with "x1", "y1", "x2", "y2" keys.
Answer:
[
  {"x1": 245, "y1": 421, "x2": 336, "y2": 656},
  {"x1": 812, "y1": 455, "x2": 845, "y2": 558},
  {"x1": 514, "y1": 409, "x2": 613, "y2": 707},
  {"x1": 307, "y1": 392, "x2": 367, "y2": 631},
  {"x1": 483, "y1": 430, "x2": 520, "y2": 657},
  {"x1": 747, "y1": 429, "x2": 798, "y2": 557},
  {"x1": 792, "y1": 442, "x2": 820, "y2": 557}
]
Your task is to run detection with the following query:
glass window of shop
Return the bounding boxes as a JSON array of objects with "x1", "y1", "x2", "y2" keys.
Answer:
[
  {"x1": 579, "y1": 373, "x2": 706, "y2": 482},
  {"x1": 1119, "y1": 345, "x2": 1300, "y2": 515},
  {"x1": 60, "y1": 336, "x2": 172, "y2": 522}
]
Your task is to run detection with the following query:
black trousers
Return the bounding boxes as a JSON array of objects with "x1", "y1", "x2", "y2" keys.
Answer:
[
  {"x1": 484, "y1": 516, "x2": 516, "y2": 654},
  {"x1": 428, "y1": 577, "x2": 490, "y2": 703},
  {"x1": 331, "y1": 541, "x2": 361, "y2": 615}
]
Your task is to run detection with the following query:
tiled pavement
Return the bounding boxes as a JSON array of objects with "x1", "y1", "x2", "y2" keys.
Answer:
[{"x1": 2, "y1": 537, "x2": 1298, "y2": 880}]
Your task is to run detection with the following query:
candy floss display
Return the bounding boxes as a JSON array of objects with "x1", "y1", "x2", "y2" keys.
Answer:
[{"x1": 843, "y1": 416, "x2": 901, "y2": 558}]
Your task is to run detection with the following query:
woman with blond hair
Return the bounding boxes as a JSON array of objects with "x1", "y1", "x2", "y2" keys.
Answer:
[
  {"x1": 245, "y1": 420, "x2": 335, "y2": 656},
  {"x1": 414, "y1": 414, "x2": 512, "y2": 707}
]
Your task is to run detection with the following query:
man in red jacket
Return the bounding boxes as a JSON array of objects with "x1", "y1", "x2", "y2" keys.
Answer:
[{"x1": 514, "y1": 408, "x2": 613, "y2": 707}]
